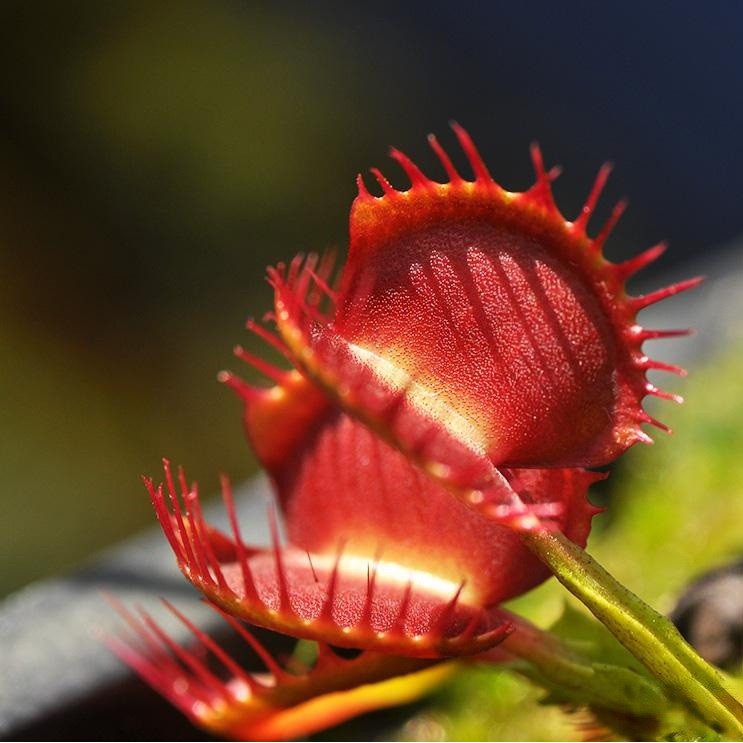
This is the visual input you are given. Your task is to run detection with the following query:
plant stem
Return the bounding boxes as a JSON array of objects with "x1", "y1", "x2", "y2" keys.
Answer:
[
  {"x1": 494, "y1": 609, "x2": 666, "y2": 717},
  {"x1": 522, "y1": 530, "x2": 743, "y2": 739}
]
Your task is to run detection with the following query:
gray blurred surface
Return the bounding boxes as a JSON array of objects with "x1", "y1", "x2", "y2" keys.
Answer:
[{"x1": 0, "y1": 475, "x2": 273, "y2": 738}]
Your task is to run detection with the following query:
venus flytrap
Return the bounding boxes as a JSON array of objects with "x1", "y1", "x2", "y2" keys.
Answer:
[{"x1": 108, "y1": 125, "x2": 735, "y2": 740}]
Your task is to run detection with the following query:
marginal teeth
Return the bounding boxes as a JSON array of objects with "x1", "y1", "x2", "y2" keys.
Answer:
[
  {"x1": 573, "y1": 161, "x2": 613, "y2": 233},
  {"x1": 646, "y1": 383, "x2": 684, "y2": 404},
  {"x1": 638, "y1": 411, "x2": 671, "y2": 434},
  {"x1": 632, "y1": 276, "x2": 704, "y2": 311},
  {"x1": 615, "y1": 242, "x2": 668, "y2": 279},
  {"x1": 451, "y1": 121, "x2": 493, "y2": 182},
  {"x1": 640, "y1": 356, "x2": 687, "y2": 377},
  {"x1": 356, "y1": 172, "x2": 372, "y2": 199},
  {"x1": 634, "y1": 428, "x2": 655, "y2": 445},
  {"x1": 389, "y1": 147, "x2": 431, "y2": 188},
  {"x1": 640, "y1": 327, "x2": 694, "y2": 340},
  {"x1": 592, "y1": 197, "x2": 628, "y2": 251},
  {"x1": 427, "y1": 132, "x2": 461, "y2": 182},
  {"x1": 370, "y1": 167, "x2": 395, "y2": 195}
]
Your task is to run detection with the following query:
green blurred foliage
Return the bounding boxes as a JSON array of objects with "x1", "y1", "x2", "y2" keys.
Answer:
[{"x1": 401, "y1": 668, "x2": 578, "y2": 742}]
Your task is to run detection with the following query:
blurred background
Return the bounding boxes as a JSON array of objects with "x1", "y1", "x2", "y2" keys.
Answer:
[{"x1": 2, "y1": 0, "x2": 743, "y2": 599}]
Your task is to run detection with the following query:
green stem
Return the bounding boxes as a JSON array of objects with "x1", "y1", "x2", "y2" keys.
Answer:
[
  {"x1": 496, "y1": 610, "x2": 666, "y2": 718},
  {"x1": 522, "y1": 530, "x2": 743, "y2": 739}
]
